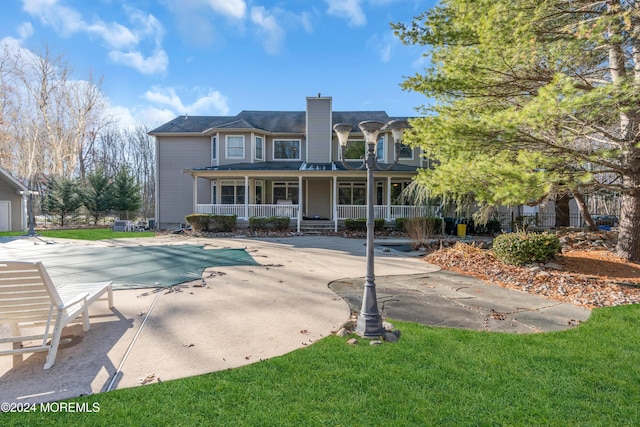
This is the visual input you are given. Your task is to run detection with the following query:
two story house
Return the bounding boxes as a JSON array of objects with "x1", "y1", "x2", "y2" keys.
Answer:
[{"x1": 149, "y1": 95, "x2": 431, "y2": 231}]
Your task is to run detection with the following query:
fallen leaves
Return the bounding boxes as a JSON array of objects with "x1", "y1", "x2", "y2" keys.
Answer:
[{"x1": 424, "y1": 242, "x2": 640, "y2": 309}]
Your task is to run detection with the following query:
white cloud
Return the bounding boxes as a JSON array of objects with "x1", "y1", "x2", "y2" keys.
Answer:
[
  {"x1": 204, "y1": 0, "x2": 247, "y2": 19},
  {"x1": 325, "y1": 0, "x2": 366, "y2": 27},
  {"x1": 17, "y1": 22, "x2": 34, "y2": 39},
  {"x1": 0, "y1": 36, "x2": 39, "y2": 65},
  {"x1": 143, "y1": 86, "x2": 229, "y2": 116},
  {"x1": 379, "y1": 43, "x2": 392, "y2": 62},
  {"x1": 88, "y1": 21, "x2": 139, "y2": 50},
  {"x1": 251, "y1": 6, "x2": 285, "y2": 54},
  {"x1": 109, "y1": 49, "x2": 168, "y2": 75},
  {"x1": 104, "y1": 102, "x2": 174, "y2": 130},
  {"x1": 190, "y1": 90, "x2": 230, "y2": 115},
  {"x1": 20, "y1": 0, "x2": 167, "y2": 74},
  {"x1": 126, "y1": 7, "x2": 165, "y2": 46},
  {"x1": 367, "y1": 32, "x2": 396, "y2": 63}
]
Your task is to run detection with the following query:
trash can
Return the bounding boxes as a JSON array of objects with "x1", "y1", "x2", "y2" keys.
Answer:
[{"x1": 457, "y1": 223, "x2": 467, "y2": 238}]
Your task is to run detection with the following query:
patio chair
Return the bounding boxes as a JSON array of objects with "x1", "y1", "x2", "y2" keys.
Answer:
[{"x1": 0, "y1": 261, "x2": 113, "y2": 369}]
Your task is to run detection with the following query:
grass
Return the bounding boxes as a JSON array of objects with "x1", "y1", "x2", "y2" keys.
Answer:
[
  {"x1": 5, "y1": 305, "x2": 640, "y2": 426},
  {"x1": 0, "y1": 228, "x2": 156, "y2": 240}
]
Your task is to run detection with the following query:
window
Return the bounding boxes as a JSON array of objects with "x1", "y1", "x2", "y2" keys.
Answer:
[
  {"x1": 342, "y1": 140, "x2": 365, "y2": 160},
  {"x1": 273, "y1": 182, "x2": 299, "y2": 203},
  {"x1": 211, "y1": 182, "x2": 217, "y2": 203},
  {"x1": 391, "y1": 181, "x2": 412, "y2": 205},
  {"x1": 255, "y1": 136, "x2": 264, "y2": 161},
  {"x1": 341, "y1": 137, "x2": 384, "y2": 161},
  {"x1": 254, "y1": 180, "x2": 263, "y2": 204},
  {"x1": 338, "y1": 182, "x2": 366, "y2": 205},
  {"x1": 226, "y1": 136, "x2": 244, "y2": 159},
  {"x1": 399, "y1": 143, "x2": 413, "y2": 160},
  {"x1": 273, "y1": 139, "x2": 300, "y2": 160},
  {"x1": 211, "y1": 136, "x2": 217, "y2": 161},
  {"x1": 220, "y1": 180, "x2": 245, "y2": 204},
  {"x1": 376, "y1": 136, "x2": 385, "y2": 161}
]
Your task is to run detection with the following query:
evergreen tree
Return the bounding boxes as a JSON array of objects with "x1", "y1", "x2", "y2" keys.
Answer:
[
  {"x1": 110, "y1": 165, "x2": 141, "y2": 219},
  {"x1": 83, "y1": 167, "x2": 113, "y2": 226},
  {"x1": 393, "y1": 0, "x2": 640, "y2": 261},
  {"x1": 41, "y1": 176, "x2": 83, "y2": 227}
]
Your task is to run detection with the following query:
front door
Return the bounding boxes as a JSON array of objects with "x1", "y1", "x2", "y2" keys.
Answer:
[{"x1": 305, "y1": 178, "x2": 331, "y2": 219}]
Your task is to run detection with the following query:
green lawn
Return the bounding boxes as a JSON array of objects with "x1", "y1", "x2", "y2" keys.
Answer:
[
  {"x1": 6, "y1": 305, "x2": 640, "y2": 426},
  {"x1": 0, "y1": 228, "x2": 156, "y2": 240}
]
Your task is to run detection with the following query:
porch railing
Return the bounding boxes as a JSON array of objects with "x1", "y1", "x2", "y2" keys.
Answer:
[
  {"x1": 196, "y1": 204, "x2": 300, "y2": 219},
  {"x1": 195, "y1": 204, "x2": 435, "y2": 220},
  {"x1": 336, "y1": 205, "x2": 436, "y2": 220}
]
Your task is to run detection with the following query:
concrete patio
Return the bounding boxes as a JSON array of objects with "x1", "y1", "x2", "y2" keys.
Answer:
[{"x1": 0, "y1": 234, "x2": 590, "y2": 405}]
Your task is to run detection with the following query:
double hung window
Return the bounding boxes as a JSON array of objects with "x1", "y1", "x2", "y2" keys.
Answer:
[
  {"x1": 273, "y1": 140, "x2": 300, "y2": 160},
  {"x1": 220, "y1": 180, "x2": 245, "y2": 204},
  {"x1": 226, "y1": 136, "x2": 244, "y2": 159},
  {"x1": 338, "y1": 182, "x2": 366, "y2": 205}
]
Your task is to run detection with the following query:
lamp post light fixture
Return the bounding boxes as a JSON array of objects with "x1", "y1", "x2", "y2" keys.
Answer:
[
  {"x1": 19, "y1": 189, "x2": 39, "y2": 237},
  {"x1": 333, "y1": 119, "x2": 409, "y2": 337}
]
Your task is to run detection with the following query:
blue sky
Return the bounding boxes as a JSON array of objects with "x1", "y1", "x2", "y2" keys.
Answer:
[{"x1": 0, "y1": 0, "x2": 435, "y2": 128}]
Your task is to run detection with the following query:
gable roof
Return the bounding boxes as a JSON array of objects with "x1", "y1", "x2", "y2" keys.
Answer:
[
  {"x1": 0, "y1": 167, "x2": 28, "y2": 192},
  {"x1": 149, "y1": 110, "x2": 412, "y2": 135}
]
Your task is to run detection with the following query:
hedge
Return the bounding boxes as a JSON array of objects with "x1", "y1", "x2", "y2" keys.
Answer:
[
  {"x1": 344, "y1": 218, "x2": 385, "y2": 231},
  {"x1": 249, "y1": 216, "x2": 291, "y2": 231},
  {"x1": 492, "y1": 231, "x2": 560, "y2": 265},
  {"x1": 185, "y1": 214, "x2": 237, "y2": 232}
]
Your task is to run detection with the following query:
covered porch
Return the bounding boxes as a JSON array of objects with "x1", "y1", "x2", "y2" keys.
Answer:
[{"x1": 186, "y1": 165, "x2": 426, "y2": 232}]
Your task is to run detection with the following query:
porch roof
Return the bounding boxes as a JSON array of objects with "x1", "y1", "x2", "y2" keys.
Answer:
[
  {"x1": 189, "y1": 161, "x2": 419, "y2": 173},
  {"x1": 194, "y1": 162, "x2": 305, "y2": 171}
]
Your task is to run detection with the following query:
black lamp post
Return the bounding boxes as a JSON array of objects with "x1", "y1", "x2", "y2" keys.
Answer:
[
  {"x1": 19, "y1": 188, "x2": 38, "y2": 237},
  {"x1": 333, "y1": 119, "x2": 409, "y2": 337}
]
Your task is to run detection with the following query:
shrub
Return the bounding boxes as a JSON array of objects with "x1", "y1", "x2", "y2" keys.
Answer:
[
  {"x1": 404, "y1": 217, "x2": 442, "y2": 249},
  {"x1": 249, "y1": 216, "x2": 269, "y2": 230},
  {"x1": 185, "y1": 214, "x2": 210, "y2": 232},
  {"x1": 492, "y1": 232, "x2": 561, "y2": 265},
  {"x1": 208, "y1": 215, "x2": 237, "y2": 232},
  {"x1": 249, "y1": 216, "x2": 291, "y2": 231},
  {"x1": 396, "y1": 217, "x2": 442, "y2": 234},
  {"x1": 269, "y1": 216, "x2": 291, "y2": 231},
  {"x1": 345, "y1": 218, "x2": 385, "y2": 231}
]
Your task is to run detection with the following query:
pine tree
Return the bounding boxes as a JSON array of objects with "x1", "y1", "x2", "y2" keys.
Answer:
[
  {"x1": 41, "y1": 176, "x2": 83, "y2": 227},
  {"x1": 83, "y1": 167, "x2": 113, "y2": 226},
  {"x1": 393, "y1": 0, "x2": 640, "y2": 261},
  {"x1": 110, "y1": 165, "x2": 141, "y2": 220}
]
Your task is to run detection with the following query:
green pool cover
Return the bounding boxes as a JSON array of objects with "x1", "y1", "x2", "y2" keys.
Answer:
[{"x1": 11, "y1": 245, "x2": 259, "y2": 289}]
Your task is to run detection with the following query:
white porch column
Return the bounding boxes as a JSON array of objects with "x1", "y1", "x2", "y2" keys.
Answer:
[
  {"x1": 244, "y1": 176, "x2": 249, "y2": 219},
  {"x1": 333, "y1": 175, "x2": 338, "y2": 232},
  {"x1": 297, "y1": 175, "x2": 302, "y2": 233},
  {"x1": 21, "y1": 193, "x2": 27, "y2": 230},
  {"x1": 192, "y1": 175, "x2": 198, "y2": 214},
  {"x1": 386, "y1": 177, "x2": 392, "y2": 221}
]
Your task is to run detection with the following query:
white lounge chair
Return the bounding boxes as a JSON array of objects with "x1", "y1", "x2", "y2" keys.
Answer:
[{"x1": 0, "y1": 261, "x2": 113, "y2": 369}]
